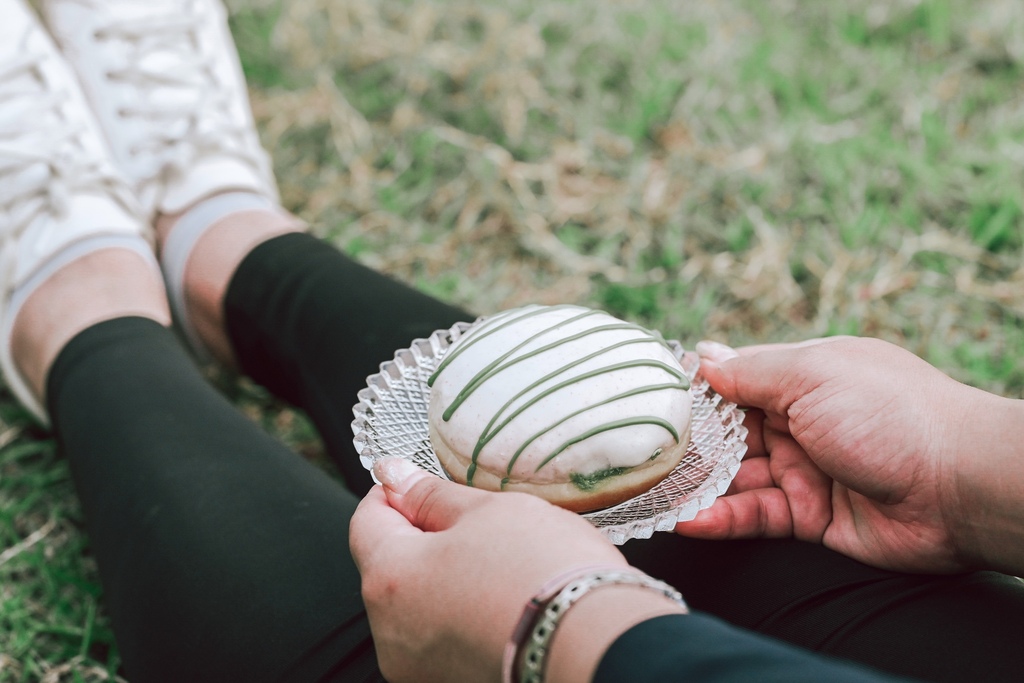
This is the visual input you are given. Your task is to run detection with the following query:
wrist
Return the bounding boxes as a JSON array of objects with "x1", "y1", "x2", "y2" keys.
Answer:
[
  {"x1": 949, "y1": 391, "x2": 1024, "y2": 574},
  {"x1": 543, "y1": 584, "x2": 687, "y2": 683},
  {"x1": 507, "y1": 568, "x2": 687, "y2": 683}
]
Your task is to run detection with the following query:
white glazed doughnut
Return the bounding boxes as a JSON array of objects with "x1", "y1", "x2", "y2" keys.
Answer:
[{"x1": 427, "y1": 304, "x2": 693, "y2": 512}]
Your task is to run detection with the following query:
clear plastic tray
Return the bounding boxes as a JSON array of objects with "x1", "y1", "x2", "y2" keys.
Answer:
[{"x1": 352, "y1": 320, "x2": 747, "y2": 544}]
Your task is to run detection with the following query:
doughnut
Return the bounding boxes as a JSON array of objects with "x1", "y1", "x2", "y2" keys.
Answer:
[{"x1": 427, "y1": 304, "x2": 692, "y2": 512}]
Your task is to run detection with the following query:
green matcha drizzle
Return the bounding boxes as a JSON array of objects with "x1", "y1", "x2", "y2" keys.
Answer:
[
  {"x1": 471, "y1": 338, "x2": 672, "y2": 460},
  {"x1": 435, "y1": 307, "x2": 688, "y2": 488},
  {"x1": 466, "y1": 360, "x2": 681, "y2": 484},
  {"x1": 536, "y1": 416, "x2": 680, "y2": 470},
  {"x1": 570, "y1": 467, "x2": 630, "y2": 492},
  {"x1": 440, "y1": 310, "x2": 612, "y2": 421},
  {"x1": 427, "y1": 304, "x2": 579, "y2": 387},
  {"x1": 501, "y1": 381, "x2": 689, "y2": 476}
]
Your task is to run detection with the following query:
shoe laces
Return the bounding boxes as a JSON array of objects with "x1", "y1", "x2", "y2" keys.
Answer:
[
  {"x1": 91, "y1": 3, "x2": 264, "y2": 184},
  {"x1": 0, "y1": 49, "x2": 134, "y2": 265}
]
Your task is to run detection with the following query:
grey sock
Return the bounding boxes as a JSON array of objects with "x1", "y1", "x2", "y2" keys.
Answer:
[
  {"x1": 1, "y1": 235, "x2": 158, "y2": 425},
  {"x1": 160, "y1": 191, "x2": 278, "y2": 360}
]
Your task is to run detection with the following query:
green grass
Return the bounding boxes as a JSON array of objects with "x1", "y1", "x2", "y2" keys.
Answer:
[
  {"x1": 0, "y1": 426, "x2": 119, "y2": 681},
  {"x1": 4, "y1": 0, "x2": 1024, "y2": 678}
]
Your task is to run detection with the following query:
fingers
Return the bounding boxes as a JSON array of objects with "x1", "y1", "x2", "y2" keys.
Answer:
[
  {"x1": 680, "y1": 431, "x2": 833, "y2": 542},
  {"x1": 696, "y1": 339, "x2": 849, "y2": 457},
  {"x1": 349, "y1": 485, "x2": 420, "y2": 573},
  {"x1": 762, "y1": 429, "x2": 832, "y2": 542},
  {"x1": 373, "y1": 457, "x2": 490, "y2": 533},
  {"x1": 351, "y1": 458, "x2": 495, "y2": 571},
  {"x1": 727, "y1": 455, "x2": 774, "y2": 493},
  {"x1": 674, "y1": 489, "x2": 794, "y2": 539},
  {"x1": 697, "y1": 350, "x2": 788, "y2": 412},
  {"x1": 696, "y1": 340, "x2": 828, "y2": 415},
  {"x1": 729, "y1": 337, "x2": 852, "y2": 357}
]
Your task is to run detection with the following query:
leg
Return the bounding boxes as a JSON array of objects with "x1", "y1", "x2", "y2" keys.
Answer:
[
  {"x1": 154, "y1": 206, "x2": 469, "y2": 494},
  {"x1": 11, "y1": 250, "x2": 380, "y2": 683},
  {"x1": 1, "y1": 3, "x2": 380, "y2": 676},
  {"x1": 222, "y1": 232, "x2": 469, "y2": 493},
  {"x1": 621, "y1": 533, "x2": 1024, "y2": 683},
  {"x1": 7, "y1": 238, "x2": 380, "y2": 683},
  {"x1": 6, "y1": 242, "x2": 379, "y2": 682},
  {"x1": 46, "y1": 315, "x2": 381, "y2": 683}
]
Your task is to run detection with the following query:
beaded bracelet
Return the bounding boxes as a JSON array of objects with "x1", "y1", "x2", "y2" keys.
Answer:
[
  {"x1": 502, "y1": 566, "x2": 687, "y2": 683},
  {"x1": 501, "y1": 565, "x2": 615, "y2": 683}
]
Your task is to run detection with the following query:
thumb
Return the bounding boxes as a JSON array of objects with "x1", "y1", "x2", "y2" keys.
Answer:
[
  {"x1": 373, "y1": 457, "x2": 488, "y2": 532},
  {"x1": 696, "y1": 340, "x2": 804, "y2": 415}
]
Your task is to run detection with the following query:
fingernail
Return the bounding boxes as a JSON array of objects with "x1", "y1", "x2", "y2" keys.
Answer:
[
  {"x1": 695, "y1": 340, "x2": 738, "y2": 363},
  {"x1": 374, "y1": 457, "x2": 428, "y2": 495}
]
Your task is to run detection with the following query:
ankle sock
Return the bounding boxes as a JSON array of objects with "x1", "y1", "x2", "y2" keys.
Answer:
[
  {"x1": 1, "y1": 234, "x2": 158, "y2": 425},
  {"x1": 159, "y1": 191, "x2": 283, "y2": 359}
]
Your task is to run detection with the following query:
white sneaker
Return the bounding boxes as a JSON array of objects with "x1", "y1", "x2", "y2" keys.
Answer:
[
  {"x1": 40, "y1": 0, "x2": 279, "y2": 219},
  {"x1": 0, "y1": 0, "x2": 154, "y2": 423}
]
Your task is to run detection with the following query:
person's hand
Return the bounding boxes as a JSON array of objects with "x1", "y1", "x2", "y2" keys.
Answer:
[
  {"x1": 349, "y1": 458, "x2": 682, "y2": 683},
  {"x1": 675, "y1": 336, "x2": 1024, "y2": 574}
]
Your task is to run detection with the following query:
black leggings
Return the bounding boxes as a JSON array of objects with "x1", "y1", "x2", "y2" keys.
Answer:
[{"x1": 46, "y1": 233, "x2": 1024, "y2": 683}]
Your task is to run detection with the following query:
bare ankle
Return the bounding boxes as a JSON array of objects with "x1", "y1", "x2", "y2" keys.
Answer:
[
  {"x1": 157, "y1": 202, "x2": 304, "y2": 367},
  {"x1": 11, "y1": 249, "x2": 171, "y2": 402}
]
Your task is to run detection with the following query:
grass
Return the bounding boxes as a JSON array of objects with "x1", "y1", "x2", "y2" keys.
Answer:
[{"x1": 3, "y1": 0, "x2": 1024, "y2": 678}]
